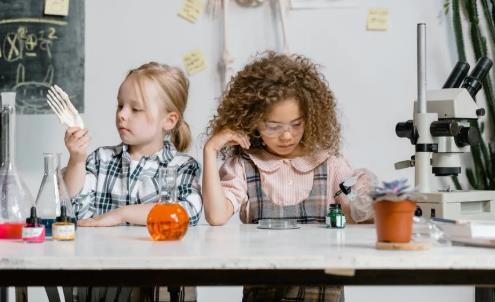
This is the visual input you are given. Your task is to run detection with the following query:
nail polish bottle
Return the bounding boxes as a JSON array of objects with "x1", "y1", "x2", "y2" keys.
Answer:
[
  {"x1": 22, "y1": 206, "x2": 46, "y2": 243},
  {"x1": 52, "y1": 205, "x2": 75, "y2": 241}
]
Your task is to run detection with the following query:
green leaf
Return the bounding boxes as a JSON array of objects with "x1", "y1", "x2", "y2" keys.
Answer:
[
  {"x1": 480, "y1": 136, "x2": 492, "y2": 186},
  {"x1": 444, "y1": 0, "x2": 451, "y2": 14},
  {"x1": 466, "y1": 167, "x2": 479, "y2": 189},
  {"x1": 451, "y1": 175, "x2": 463, "y2": 190},
  {"x1": 489, "y1": 142, "x2": 495, "y2": 188},
  {"x1": 453, "y1": 0, "x2": 467, "y2": 61}
]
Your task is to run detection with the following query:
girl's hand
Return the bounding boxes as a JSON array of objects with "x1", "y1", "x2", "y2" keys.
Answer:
[
  {"x1": 77, "y1": 209, "x2": 123, "y2": 227},
  {"x1": 205, "y1": 129, "x2": 250, "y2": 154},
  {"x1": 345, "y1": 169, "x2": 377, "y2": 223},
  {"x1": 353, "y1": 169, "x2": 378, "y2": 197},
  {"x1": 65, "y1": 127, "x2": 90, "y2": 163}
]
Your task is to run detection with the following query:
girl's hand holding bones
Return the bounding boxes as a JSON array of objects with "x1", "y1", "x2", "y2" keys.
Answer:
[{"x1": 64, "y1": 127, "x2": 90, "y2": 163}]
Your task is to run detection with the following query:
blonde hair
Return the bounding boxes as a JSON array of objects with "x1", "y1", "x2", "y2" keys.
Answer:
[{"x1": 127, "y1": 62, "x2": 192, "y2": 152}]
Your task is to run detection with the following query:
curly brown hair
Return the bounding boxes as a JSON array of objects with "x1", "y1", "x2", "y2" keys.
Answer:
[{"x1": 208, "y1": 51, "x2": 341, "y2": 156}]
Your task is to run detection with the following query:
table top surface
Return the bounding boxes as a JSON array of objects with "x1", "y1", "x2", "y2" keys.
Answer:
[{"x1": 1, "y1": 224, "x2": 494, "y2": 271}]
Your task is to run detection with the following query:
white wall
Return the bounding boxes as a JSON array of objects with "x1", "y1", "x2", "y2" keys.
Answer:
[{"x1": 14, "y1": 0, "x2": 480, "y2": 301}]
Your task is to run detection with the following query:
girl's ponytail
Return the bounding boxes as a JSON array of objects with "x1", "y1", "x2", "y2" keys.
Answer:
[{"x1": 172, "y1": 120, "x2": 191, "y2": 152}]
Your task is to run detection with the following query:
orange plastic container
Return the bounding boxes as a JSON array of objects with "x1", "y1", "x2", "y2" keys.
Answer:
[{"x1": 372, "y1": 200, "x2": 416, "y2": 243}]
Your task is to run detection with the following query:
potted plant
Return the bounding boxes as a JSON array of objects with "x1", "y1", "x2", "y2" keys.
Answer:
[{"x1": 372, "y1": 180, "x2": 418, "y2": 243}]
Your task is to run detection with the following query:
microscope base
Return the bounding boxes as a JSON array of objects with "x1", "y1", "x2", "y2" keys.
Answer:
[{"x1": 416, "y1": 190, "x2": 495, "y2": 220}]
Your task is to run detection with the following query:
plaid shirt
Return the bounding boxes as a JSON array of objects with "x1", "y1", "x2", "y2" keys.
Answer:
[{"x1": 72, "y1": 140, "x2": 202, "y2": 225}]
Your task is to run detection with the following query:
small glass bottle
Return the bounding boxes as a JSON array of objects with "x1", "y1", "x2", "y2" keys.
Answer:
[
  {"x1": 147, "y1": 166, "x2": 189, "y2": 241},
  {"x1": 334, "y1": 204, "x2": 346, "y2": 229},
  {"x1": 326, "y1": 204, "x2": 336, "y2": 228},
  {"x1": 22, "y1": 206, "x2": 46, "y2": 243},
  {"x1": 36, "y1": 153, "x2": 74, "y2": 236},
  {"x1": 0, "y1": 92, "x2": 33, "y2": 239},
  {"x1": 52, "y1": 205, "x2": 76, "y2": 241}
]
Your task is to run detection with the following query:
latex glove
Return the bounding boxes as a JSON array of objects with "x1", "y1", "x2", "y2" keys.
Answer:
[{"x1": 347, "y1": 168, "x2": 378, "y2": 223}]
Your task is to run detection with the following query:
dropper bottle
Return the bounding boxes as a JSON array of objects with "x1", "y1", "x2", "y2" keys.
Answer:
[
  {"x1": 52, "y1": 205, "x2": 76, "y2": 241},
  {"x1": 22, "y1": 206, "x2": 45, "y2": 243}
]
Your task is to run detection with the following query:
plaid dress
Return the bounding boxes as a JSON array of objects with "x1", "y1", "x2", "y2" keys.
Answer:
[{"x1": 240, "y1": 153, "x2": 344, "y2": 302}]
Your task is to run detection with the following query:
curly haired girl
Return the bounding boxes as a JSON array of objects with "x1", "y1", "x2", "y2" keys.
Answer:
[{"x1": 203, "y1": 51, "x2": 375, "y2": 302}]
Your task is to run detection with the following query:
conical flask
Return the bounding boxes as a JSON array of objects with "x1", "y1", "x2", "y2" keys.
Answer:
[
  {"x1": 55, "y1": 153, "x2": 76, "y2": 225},
  {"x1": 35, "y1": 153, "x2": 74, "y2": 236},
  {"x1": 0, "y1": 92, "x2": 33, "y2": 239},
  {"x1": 147, "y1": 166, "x2": 189, "y2": 241}
]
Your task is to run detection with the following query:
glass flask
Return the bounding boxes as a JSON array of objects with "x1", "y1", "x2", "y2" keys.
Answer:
[
  {"x1": 35, "y1": 153, "x2": 75, "y2": 237},
  {"x1": 147, "y1": 166, "x2": 189, "y2": 241},
  {"x1": 0, "y1": 92, "x2": 33, "y2": 239},
  {"x1": 55, "y1": 153, "x2": 77, "y2": 226}
]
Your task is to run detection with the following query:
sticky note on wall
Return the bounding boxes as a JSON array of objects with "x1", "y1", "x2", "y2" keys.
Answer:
[
  {"x1": 367, "y1": 8, "x2": 389, "y2": 31},
  {"x1": 178, "y1": 0, "x2": 205, "y2": 23},
  {"x1": 44, "y1": 0, "x2": 70, "y2": 16},
  {"x1": 183, "y1": 49, "x2": 207, "y2": 75}
]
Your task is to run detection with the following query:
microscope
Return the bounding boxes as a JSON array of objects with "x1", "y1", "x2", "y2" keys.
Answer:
[{"x1": 395, "y1": 24, "x2": 495, "y2": 220}]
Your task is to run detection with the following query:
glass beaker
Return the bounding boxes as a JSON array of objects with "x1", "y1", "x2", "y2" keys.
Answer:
[
  {"x1": 35, "y1": 153, "x2": 75, "y2": 236},
  {"x1": 0, "y1": 92, "x2": 33, "y2": 239},
  {"x1": 147, "y1": 166, "x2": 189, "y2": 241}
]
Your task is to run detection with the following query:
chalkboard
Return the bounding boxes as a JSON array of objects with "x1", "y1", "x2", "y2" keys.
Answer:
[{"x1": 0, "y1": 0, "x2": 84, "y2": 114}]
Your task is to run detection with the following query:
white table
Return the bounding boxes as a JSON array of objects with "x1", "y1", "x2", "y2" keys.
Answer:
[{"x1": 0, "y1": 224, "x2": 494, "y2": 287}]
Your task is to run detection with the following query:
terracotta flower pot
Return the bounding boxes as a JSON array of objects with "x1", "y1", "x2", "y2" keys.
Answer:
[{"x1": 372, "y1": 200, "x2": 416, "y2": 243}]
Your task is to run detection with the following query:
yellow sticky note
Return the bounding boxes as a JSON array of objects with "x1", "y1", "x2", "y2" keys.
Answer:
[
  {"x1": 44, "y1": 0, "x2": 70, "y2": 16},
  {"x1": 367, "y1": 8, "x2": 389, "y2": 31},
  {"x1": 178, "y1": 0, "x2": 204, "y2": 24},
  {"x1": 183, "y1": 49, "x2": 207, "y2": 75}
]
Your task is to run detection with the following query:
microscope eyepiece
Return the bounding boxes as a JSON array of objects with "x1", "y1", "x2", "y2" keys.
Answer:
[
  {"x1": 469, "y1": 56, "x2": 492, "y2": 80},
  {"x1": 443, "y1": 61, "x2": 470, "y2": 88},
  {"x1": 396, "y1": 120, "x2": 417, "y2": 144},
  {"x1": 461, "y1": 56, "x2": 493, "y2": 99}
]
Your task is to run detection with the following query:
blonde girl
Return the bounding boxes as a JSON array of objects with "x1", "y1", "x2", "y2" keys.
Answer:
[{"x1": 64, "y1": 62, "x2": 202, "y2": 227}]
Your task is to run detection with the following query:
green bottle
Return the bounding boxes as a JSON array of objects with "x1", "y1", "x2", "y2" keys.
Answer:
[{"x1": 326, "y1": 204, "x2": 336, "y2": 228}]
